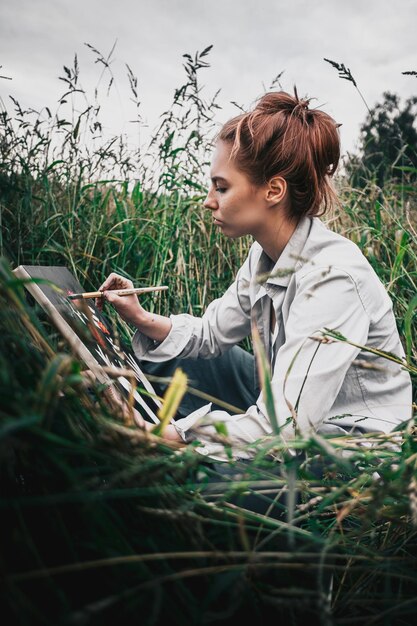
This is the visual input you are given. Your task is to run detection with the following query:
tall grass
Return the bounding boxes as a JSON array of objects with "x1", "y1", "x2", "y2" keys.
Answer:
[
  {"x1": 1, "y1": 45, "x2": 416, "y2": 625},
  {"x1": 0, "y1": 44, "x2": 250, "y2": 334}
]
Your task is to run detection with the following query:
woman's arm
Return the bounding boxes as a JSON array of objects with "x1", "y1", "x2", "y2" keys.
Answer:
[{"x1": 132, "y1": 246, "x2": 257, "y2": 363}]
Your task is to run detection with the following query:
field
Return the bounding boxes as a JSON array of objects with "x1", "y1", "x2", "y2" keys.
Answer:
[{"x1": 1, "y1": 48, "x2": 416, "y2": 625}]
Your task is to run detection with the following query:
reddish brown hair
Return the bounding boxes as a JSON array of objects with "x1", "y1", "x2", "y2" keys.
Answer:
[{"x1": 216, "y1": 89, "x2": 341, "y2": 219}]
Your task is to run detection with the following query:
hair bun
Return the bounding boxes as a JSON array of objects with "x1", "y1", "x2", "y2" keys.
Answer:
[
  {"x1": 297, "y1": 100, "x2": 309, "y2": 110},
  {"x1": 294, "y1": 100, "x2": 309, "y2": 114},
  {"x1": 293, "y1": 86, "x2": 311, "y2": 116}
]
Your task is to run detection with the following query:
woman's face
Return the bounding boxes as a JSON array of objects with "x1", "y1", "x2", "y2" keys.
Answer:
[{"x1": 203, "y1": 140, "x2": 272, "y2": 239}]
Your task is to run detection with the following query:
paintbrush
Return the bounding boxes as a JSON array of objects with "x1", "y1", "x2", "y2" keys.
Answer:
[{"x1": 67, "y1": 285, "x2": 168, "y2": 300}]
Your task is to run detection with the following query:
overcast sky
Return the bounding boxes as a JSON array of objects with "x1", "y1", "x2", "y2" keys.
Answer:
[{"x1": 1, "y1": 0, "x2": 416, "y2": 163}]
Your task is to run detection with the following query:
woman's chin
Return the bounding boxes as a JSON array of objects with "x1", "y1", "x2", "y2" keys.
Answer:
[
  {"x1": 222, "y1": 229, "x2": 240, "y2": 239},
  {"x1": 214, "y1": 221, "x2": 243, "y2": 239}
]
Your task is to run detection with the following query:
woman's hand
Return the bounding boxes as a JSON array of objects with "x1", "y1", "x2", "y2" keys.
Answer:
[
  {"x1": 96, "y1": 272, "x2": 146, "y2": 328},
  {"x1": 97, "y1": 273, "x2": 172, "y2": 343}
]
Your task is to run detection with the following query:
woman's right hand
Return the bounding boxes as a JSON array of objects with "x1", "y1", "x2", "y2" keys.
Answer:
[{"x1": 96, "y1": 272, "x2": 146, "y2": 328}]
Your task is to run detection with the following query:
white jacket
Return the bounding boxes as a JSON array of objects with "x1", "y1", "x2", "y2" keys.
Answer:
[{"x1": 133, "y1": 217, "x2": 413, "y2": 459}]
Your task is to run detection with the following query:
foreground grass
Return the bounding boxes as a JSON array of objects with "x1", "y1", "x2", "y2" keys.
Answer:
[{"x1": 1, "y1": 258, "x2": 417, "y2": 625}]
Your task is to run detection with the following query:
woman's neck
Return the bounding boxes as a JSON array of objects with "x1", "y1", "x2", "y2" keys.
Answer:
[{"x1": 255, "y1": 214, "x2": 299, "y2": 263}]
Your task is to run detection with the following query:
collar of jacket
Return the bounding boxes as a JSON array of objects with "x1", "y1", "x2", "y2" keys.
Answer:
[{"x1": 255, "y1": 216, "x2": 313, "y2": 289}]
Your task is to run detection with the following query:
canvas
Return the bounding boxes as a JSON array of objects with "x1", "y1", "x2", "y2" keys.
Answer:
[{"x1": 13, "y1": 265, "x2": 161, "y2": 423}]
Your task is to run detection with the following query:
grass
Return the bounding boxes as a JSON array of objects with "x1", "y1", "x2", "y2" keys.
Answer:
[{"x1": 0, "y1": 45, "x2": 416, "y2": 625}]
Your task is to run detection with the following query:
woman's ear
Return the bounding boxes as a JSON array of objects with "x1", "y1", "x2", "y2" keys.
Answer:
[{"x1": 266, "y1": 176, "x2": 287, "y2": 205}]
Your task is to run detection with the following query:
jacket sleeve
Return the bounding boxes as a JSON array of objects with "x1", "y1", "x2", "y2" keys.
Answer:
[{"x1": 132, "y1": 246, "x2": 256, "y2": 362}]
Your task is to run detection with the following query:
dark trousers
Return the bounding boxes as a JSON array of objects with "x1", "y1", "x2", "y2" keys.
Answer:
[{"x1": 140, "y1": 344, "x2": 259, "y2": 418}]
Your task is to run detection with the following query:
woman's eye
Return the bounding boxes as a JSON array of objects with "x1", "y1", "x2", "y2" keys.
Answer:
[{"x1": 215, "y1": 187, "x2": 226, "y2": 193}]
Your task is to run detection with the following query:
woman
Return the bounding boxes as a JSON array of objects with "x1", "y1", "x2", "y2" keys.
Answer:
[{"x1": 97, "y1": 90, "x2": 412, "y2": 461}]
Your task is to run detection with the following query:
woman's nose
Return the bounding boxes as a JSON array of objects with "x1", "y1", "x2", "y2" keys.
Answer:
[{"x1": 203, "y1": 189, "x2": 218, "y2": 211}]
